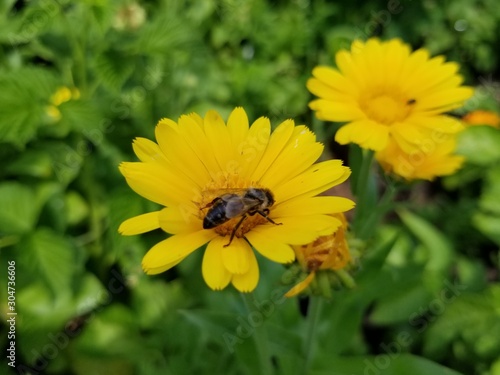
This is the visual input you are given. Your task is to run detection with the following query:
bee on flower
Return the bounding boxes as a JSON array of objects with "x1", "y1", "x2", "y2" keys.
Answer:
[{"x1": 119, "y1": 107, "x2": 355, "y2": 292}]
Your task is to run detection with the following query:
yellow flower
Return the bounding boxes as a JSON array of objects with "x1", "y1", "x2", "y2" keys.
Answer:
[
  {"x1": 462, "y1": 110, "x2": 500, "y2": 128},
  {"x1": 375, "y1": 138, "x2": 464, "y2": 181},
  {"x1": 285, "y1": 214, "x2": 351, "y2": 297},
  {"x1": 119, "y1": 107, "x2": 355, "y2": 292},
  {"x1": 307, "y1": 38, "x2": 473, "y2": 151},
  {"x1": 45, "y1": 86, "x2": 80, "y2": 122}
]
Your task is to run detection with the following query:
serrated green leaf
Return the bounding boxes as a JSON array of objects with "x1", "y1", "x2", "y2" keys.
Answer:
[
  {"x1": 0, "y1": 182, "x2": 37, "y2": 234},
  {"x1": 423, "y1": 285, "x2": 500, "y2": 361},
  {"x1": 94, "y1": 49, "x2": 136, "y2": 92},
  {"x1": 23, "y1": 228, "x2": 75, "y2": 296},
  {"x1": 0, "y1": 68, "x2": 57, "y2": 147},
  {"x1": 456, "y1": 126, "x2": 500, "y2": 166}
]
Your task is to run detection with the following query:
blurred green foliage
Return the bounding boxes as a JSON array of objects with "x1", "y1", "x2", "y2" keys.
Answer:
[{"x1": 1, "y1": 0, "x2": 500, "y2": 374}]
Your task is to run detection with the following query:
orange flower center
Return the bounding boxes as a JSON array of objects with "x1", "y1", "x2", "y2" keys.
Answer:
[{"x1": 361, "y1": 92, "x2": 415, "y2": 125}]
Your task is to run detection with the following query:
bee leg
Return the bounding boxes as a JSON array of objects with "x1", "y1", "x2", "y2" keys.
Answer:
[
  {"x1": 256, "y1": 209, "x2": 282, "y2": 226},
  {"x1": 224, "y1": 215, "x2": 248, "y2": 247}
]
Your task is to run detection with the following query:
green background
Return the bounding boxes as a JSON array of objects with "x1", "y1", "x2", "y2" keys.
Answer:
[{"x1": 1, "y1": 0, "x2": 500, "y2": 374}]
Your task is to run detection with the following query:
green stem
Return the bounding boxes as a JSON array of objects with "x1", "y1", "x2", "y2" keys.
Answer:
[
  {"x1": 301, "y1": 296, "x2": 323, "y2": 375},
  {"x1": 353, "y1": 150, "x2": 374, "y2": 234},
  {"x1": 359, "y1": 183, "x2": 397, "y2": 240},
  {"x1": 242, "y1": 293, "x2": 273, "y2": 375}
]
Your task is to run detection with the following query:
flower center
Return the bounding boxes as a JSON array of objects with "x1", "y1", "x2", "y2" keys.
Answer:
[
  {"x1": 361, "y1": 92, "x2": 415, "y2": 125},
  {"x1": 197, "y1": 175, "x2": 273, "y2": 239}
]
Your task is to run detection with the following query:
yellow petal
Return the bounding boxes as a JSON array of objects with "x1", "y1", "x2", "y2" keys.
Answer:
[
  {"x1": 119, "y1": 211, "x2": 160, "y2": 235},
  {"x1": 285, "y1": 272, "x2": 316, "y2": 298},
  {"x1": 309, "y1": 99, "x2": 365, "y2": 122},
  {"x1": 132, "y1": 137, "x2": 167, "y2": 163},
  {"x1": 202, "y1": 237, "x2": 232, "y2": 290},
  {"x1": 272, "y1": 196, "x2": 355, "y2": 217},
  {"x1": 227, "y1": 107, "x2": 249, "y2": 149},
  {"x1": 240, "y1": 116, "x2": 276, "y2": 180},
  {"x1": 260, "y1": 127, "x2": 323, "y2": 188},
  {"x1": 236, "y1": 116, "x2": 271, "y2": 177},
  {"x1": 249, "y1": 223, "x2": 317, "y2": 245},
  {"x1": 178, "y1": 114, "x2": 222, "y2": 180},
  {"x1": 159, "y1": 205, "x2": 200, "y2": 234},
  {"x1": 231, "y1": 251, "x2": 259, "y2": 292},
  {"x1": 246, "y1": 230, "x2": 295, "y2": 263},
  {"x1": 204, "y1": 110, "x2": 235, "y2": 172},
  {"x1": 119, "y1": 162, "x2": 195, "y2": 207},
  {"x1": 155, "y1": 118, "x2": 211, "y2": 187},
  {"x1": 335, "y1": 120, "x2": 389, "y2": 151},
  {"x1": 222, "y1": 237, "x2": 252, "y2": 274},
  {"x1": 273, "y1": 160, "x2": 351, "y2": 203},
  {"x1": 142, "y1": 230, "x2": 217, "y2": 274},
  {"x1": 416, "y1": 87, "x2": 474, "y2": 112},
  {"x1": 311, "y1": 66, "x2": 359, "y2": 96}
]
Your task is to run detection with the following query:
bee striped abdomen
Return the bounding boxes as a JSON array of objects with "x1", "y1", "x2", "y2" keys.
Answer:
[{"x1": 203, "y1": 200, "x2": 229, "y2": 229}]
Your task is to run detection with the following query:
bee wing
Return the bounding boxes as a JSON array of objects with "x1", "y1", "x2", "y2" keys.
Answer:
[{"x1": 225, "y1": 198, "x2": 246, "y2": 218}]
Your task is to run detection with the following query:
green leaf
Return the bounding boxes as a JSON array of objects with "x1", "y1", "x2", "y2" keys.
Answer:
[
  {"x1": 23, "y1": 228, "x2": 75, "y2": 296},
  {"x1": 0, "y1": 67, "x2": 57, "y2": 147},
  {"x1": 5, "y1": 149, "x2": 53, "y2": 178},
  {"x1": 423, "y1": 285, "x2": 500, "y2": 361},
  {"x1": 456, "y1": 126, "x2": 500, "y2": 166},
  {"x1": 64, "y1": 190, "x2": 90, "y2": 226},
  {"x1": 397, "y1": 209, "x2": 454, "y2": 273},
  {"x1": 0, "y1": 182, "x2": 38, "y2": 234},
  {"x1": 472, "y1": 212, "x2": 500, "y2": 246},
  {"x1": 94, "y1": 49, "x2": 136, "y2": 92},
  {"x1": 313, "y1": 354, "x2": 464, "y2": 375},
  {"x1": 478, "y1": 164, "x2": 500, "y2": 215}
]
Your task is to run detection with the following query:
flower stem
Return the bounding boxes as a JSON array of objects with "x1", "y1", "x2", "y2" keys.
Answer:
[
  {"x1": 353, "y1": 149, "x2": 375, "y2": 236},
  {"x1": 242, "y1": 293, "x2": 273, "y2": 375},
  {"x1": 301, "y1": 296, "x2": 323, "y2": 375}
]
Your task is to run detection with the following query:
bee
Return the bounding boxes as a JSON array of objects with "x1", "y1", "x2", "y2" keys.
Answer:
[
  {"x1": 407, "y1": 98, "x2": 416, "y2": 105},
  {"x1": 202, "y1": 188, "x2": 281, "y2": 247}
]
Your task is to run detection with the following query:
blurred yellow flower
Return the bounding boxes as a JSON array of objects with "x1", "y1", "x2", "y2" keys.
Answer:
[
  {"x1": 307, "y1": 38, "x2": 473, "y2": 151},
  {"x1": 119, "y1": 107, "x2": 355, "y2": 292},
  {"x1": 285, "y1": 214, "x2": 351, "y2": 297},
  {"x1": 46, "y1": 86, "x2": 80, "y2": 122},
  {"x1": 462, "y1": 110, "x2": 500, "y2": 128},
  {"x1": 376, "y1": 138, "x2": 464, "y2": 181}
]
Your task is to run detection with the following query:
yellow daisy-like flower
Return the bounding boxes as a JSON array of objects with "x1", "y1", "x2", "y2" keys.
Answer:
[
  {"x1": 307, "y1": 38, "x2": 474, "y2": 151},
  {"x1": 375, "y1": 138, "x2": 464, "y2": 181},
  {"x1": 462, "y1": 110, "x2": 500, "y2": 128},
  {"x1": 285, "y1": 214, "x2": 351, "y2": 297},
  {"x1": 119, "y1": 107, "x2": 354, "y2": 292}
]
